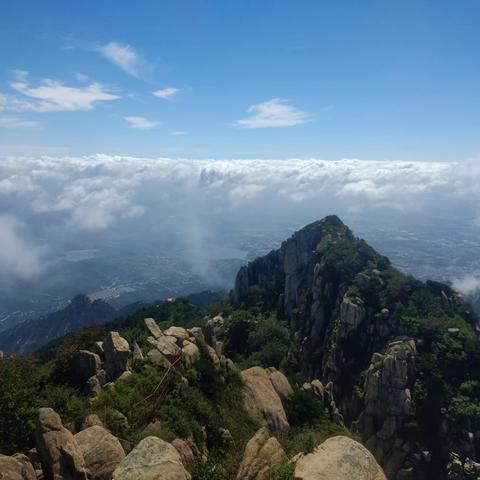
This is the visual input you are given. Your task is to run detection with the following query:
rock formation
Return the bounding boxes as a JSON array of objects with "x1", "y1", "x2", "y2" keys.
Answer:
[
  {"x1": 236, "y1": 427, "x2": 286, "y2": 480},
  {"x1": 294, "y1": 436, "x2": 387, "y2": 480},
  {"x1": 112, "y1": 436, "x2": 191, "y2": 480},
  {"x1": 35, "y1": 407, "x2": 88, "y2": 480},
  {"x1": 240, "y1": 366, "x2": 290, "y2": 435}
]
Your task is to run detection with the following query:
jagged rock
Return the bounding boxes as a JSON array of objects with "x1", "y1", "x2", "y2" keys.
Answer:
[
  {"x1": 204, "y1": 316, "x2": 224, "y2": 355},
  {"x1": 132, "y1": 341, "x2": 144, "y2": 366},
  {"x1": 0, "y1": 454, "x2": 37, "y2": 480},
  {"x1": 70, "y1": 350, "x2": 101, "y2": 388},
  {"x1": 171, "y1": 438, "x2": 195, "y2": 466},
  {"x1": 112, "y1": 436, "x2": 191, "y2": 480},
  {"x1": 310, "y1": 379, "x2": 325, "y2": 400},
  {"x1": 81, "y1": 414, "x2": 103, "y2": 430},
  {"x1": 361, "y1": 340, "x2": 417, "y2": 478},
  {"x1": 104, "y1": 332, "x2": 130, "y2": 379},
  {"x1": 94, "y1": 341, "x2": 104, "y2": 355},
  {"x1": 294, "y1": 436, "x2": 387, "y2": 480},
  {"x1": 146, "y1": 348, "x2": 172, "y2": 368},
  {"x1": 155, "y1": 336, "x2": 182, "y2": 361},
  {"x1": 240, "y1": 366, "x2": 289, "y2": 435},
  {"x1": 266, "y1": 367, "x2": 293, "y2": 401},
  {"x1": 144, "y1": 318, "x2": 163, "y2": 339},
  {"x1": 75, "y1": 425, "x2": 125, "y2": 480},
  {"x1": 35, "y1": 407, "x2": 88, "y2": 480},
  {"x1": 236, "y1": 427, "x2": 286, "y2": 480},
  {"x1": 84, "y1": 369, "x2": 106, "y2": 396},
  {"x1": 339, "y1": 296, "x2": 366, "y2": 336},
  {"x1": 181, "y1": 340, "x2": 200, "y2": 368}
]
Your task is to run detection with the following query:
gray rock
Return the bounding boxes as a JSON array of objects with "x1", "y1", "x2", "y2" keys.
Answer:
[
  {"x1": 0, "y1": 454, "x2": 37, "y2": 480},
  {"x1": 70, "y1": 350, "x2": 101, "y2": 388},
  {"x1": 144, "y1": 318, "x2": 163, "y2": 339},
  {"x1": 75, "y1": 425, "x2": 125, "y2": 480},
  {"x1": 104, "y1": 332, "x2": 130, "y2": 379},
  {"x1": 112, "y1": 436, "x2": 191, "y2": 480},
  {"x1": 35, "y1": 407, "x2": 88, "y2": 480}
]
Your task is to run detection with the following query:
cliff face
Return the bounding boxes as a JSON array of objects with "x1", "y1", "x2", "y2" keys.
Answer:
[{"x1": 232, "y1": 215, "x2": 478, "y2": 479}]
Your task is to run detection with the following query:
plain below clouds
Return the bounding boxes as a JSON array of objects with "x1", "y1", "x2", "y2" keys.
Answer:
[{"x1": 0, "y1": 215, "x2": 46, "y2": 282}]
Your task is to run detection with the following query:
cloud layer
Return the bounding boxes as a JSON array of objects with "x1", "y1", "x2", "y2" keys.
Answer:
[
  {"x1": 97, "y1": 41, "x2": 144, "y2": 78},
  {"x1": 1, "y1": 155, "x2": 479, "y2": 283}
]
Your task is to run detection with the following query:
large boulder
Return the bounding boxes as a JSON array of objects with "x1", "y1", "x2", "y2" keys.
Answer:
[
  {"x1": 70, "y1": 350, "x2": 101, "y2": 389},
  {"x1": 155, "y1": 336, "x2": 182, "y2": 361},
  {"x1": 164, "y1": 326, "x2": 189, "y2": 343},
  {"x1": 75, "y1": 425, "x2": 125, "y2": 480},
  {"x1": 35, "y1": 407, "x2": 88, "y2": 480},
  {"x1": 266, "y1": 367, "x2": 293, "y2": 401},
  {"x1": 236, "y1": 427, "x2": 286, "y2": 480},
  {"x1": 181, "y1": 341, "x2": 200, "y2": 368},
  {"x1": 294, "y1": 436, "x2": 386, "y2": 480},
  {"x1": 0, "y1": 454, "x2": 37, "y2": 480},
  {"x1": 112, "y1": 436, "x2": 191, "y2": 480},
  {"x1": 144, "y1": 318, "x2": 163, "y2": 339},
  {"x1": 241, "y1": 366, "x2": 289, "y2": 435},
  {"x1": 104, "y1": 332, "x2": 130, "y2": 379}
]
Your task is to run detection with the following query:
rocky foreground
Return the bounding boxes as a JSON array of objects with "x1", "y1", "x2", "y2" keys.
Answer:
[{"x1": 0, "y1": 315, "x2": 385, "y2": 480}]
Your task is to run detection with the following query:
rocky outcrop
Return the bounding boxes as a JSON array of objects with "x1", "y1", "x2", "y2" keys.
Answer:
[
  {"x1": 236, "y1": 427, "x2": 285, "y2": 480},
  {"x1": 35, "y1": 407, "x2": 88, "y2": 480},
  {"x1": 70, "y1": 350, "x2": 101, "y2": 389},
  {"x1": 360, "y1": 340, "x2": 417, "y2": 479},
  {"x1": 240, "y1": 366, "x2": 289, "y2": 435},
  {"x1": 104, "y1": 331, "x2": 130, "y2": 380},
  {"x1": 112, "y1": 436, "x2": 191, "y2": 480},
  {"x1": 0, "y1": 454, "x2": 37, "y2": 480},
  {"x1": 81, "y1": 414, "x2": 103, "y2": 430},
  {"x1": 294, "y1": 436, "x2": 387, "y2": 480},
  {"x1": 74, "y1": 425, "x2": 125, "y2": 480}
]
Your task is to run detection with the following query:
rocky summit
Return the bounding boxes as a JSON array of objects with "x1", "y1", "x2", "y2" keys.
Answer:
[{"x1": 0, "y1": 216, "x2": 479, "y2": 480}]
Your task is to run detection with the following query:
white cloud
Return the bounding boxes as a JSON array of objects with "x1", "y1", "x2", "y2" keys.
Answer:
[
  {"x1": 123, "y1": 116, "x2": 158, "y2": 129},
  {"x1": 0, "y1": 116, "x2": 37, "y2": 128},
  {"x1": 236, "y1": 98, "x2": 312, "y2": 128},
  {"x1": 453, "y1": 275, "x2": 480, "y2": 296},
  {"x1": 0, "y1": 215, "x2": 46, "y2": 282},
  {"x1": 74, "y1": 72, "x2": 89, "y2": 83},
  {"x1": 98, "y1": 41, "x2": 144, "y2": 77},
  {"x1": 153, "y1": 87, "x2": 180, "y2": 100},
  {"x1": 4, "y1": 74, "x2": 120, "y2": 112}
]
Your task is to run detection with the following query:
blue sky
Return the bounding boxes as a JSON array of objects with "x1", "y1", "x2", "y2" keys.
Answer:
[{"x1": 1, "y1": 0, "x2": 479, "y2": 160}]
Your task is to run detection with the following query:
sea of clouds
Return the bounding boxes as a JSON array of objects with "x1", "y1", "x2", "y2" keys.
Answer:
[{"x1": 1, "y1": 155, "x2": 479, "y2": 294}]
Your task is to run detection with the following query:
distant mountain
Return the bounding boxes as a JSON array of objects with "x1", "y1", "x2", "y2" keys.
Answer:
[
  {"x1": 0, "y1": 294, "x2": 116, "y2": 356},
  {"x1": 184, "y1": 289, "x2": 226, "y2": 307}
]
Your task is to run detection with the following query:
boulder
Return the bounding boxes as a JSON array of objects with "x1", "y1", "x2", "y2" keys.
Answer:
[
  {"x1": 147, "y1": 349, "x2": 172, "y2": 368},
  {"x1": 70, "y1": 350, "x2": 101, "y2": 388},
  {"x1": 236, "y1": 427, "x2": 286, "y2": 480},
  {"x1": 0, "y1": 454, "x2": 37, "y2": 480},
  {"x1": 164, "y1": 326, "x2": 189, "y2": 343},
  {"x1": 27, "y1": 448, "x2": 42, "y2": 471},
  {"x1": 81, "y1": 414, "x2": 104, "y2": 430},
  {"x1": 294, "y1": 436, "x2": 387, "y2": 480},
  {"x1": 339, "y1": 296, "x2": 366, "y2": 336},
  {"x1": 181, "y1": 341, "x2": 200, "y2": 368},
  {"x1": 84, "y1": 369, "x2": 106, "y2": 396},
  {"x1": 144, "y1": 318, "x2": 163, "y2": 339},
  {"x1": 104, "y1": 332, "x2": 130, "y2": 379},
  {"x1": 112, "y1": 436, "x2": 191, "y2": 480},
  {"x1": 206, "y1": 345, "x2": 220, "y2": 365},
  {"x1": 75, "y1": 425, "x2": 125, "y2": 480},
  {"x1": 240, "y1": 366, "x2": 289, "y2": 435},
  {"x1": 266, "y1": 367, "x2": 293, "y2": 401},
  {"x1": 156, "y1": 336, "x2": 182, "y2": 361},
  {"x1": 35, "y1": 407, "x2": 88, "y2": 480}
]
